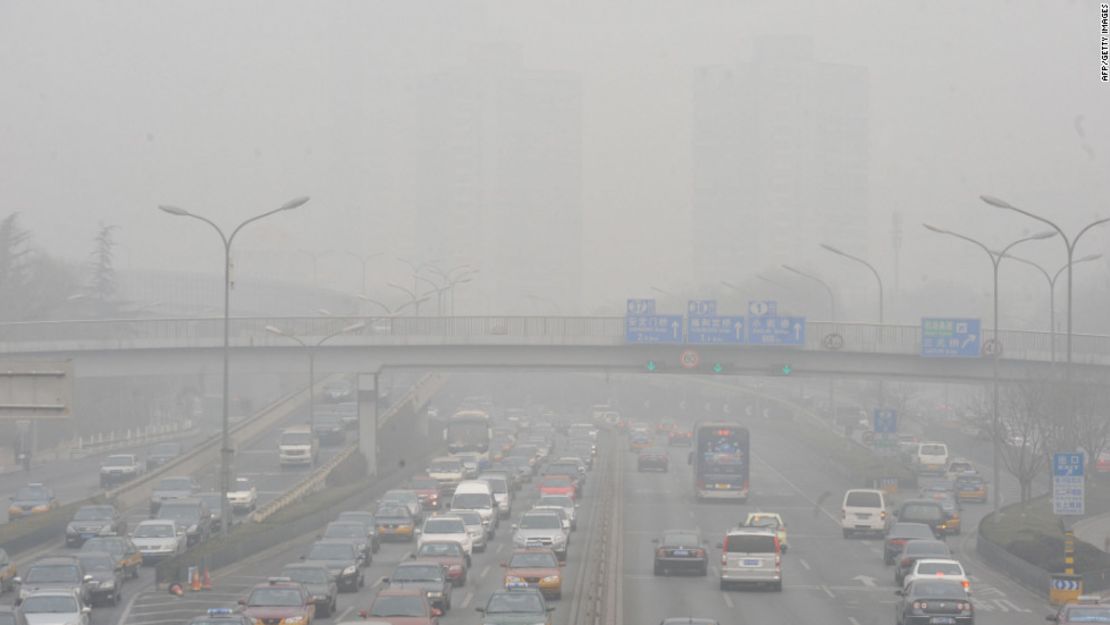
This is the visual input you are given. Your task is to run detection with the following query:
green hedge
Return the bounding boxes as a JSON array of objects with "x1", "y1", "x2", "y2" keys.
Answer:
[{"x1": 0, "y1": 495, "x2": 109, "y2": 557}]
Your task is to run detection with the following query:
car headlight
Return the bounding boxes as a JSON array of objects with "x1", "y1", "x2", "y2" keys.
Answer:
[
  {"x1": 100, "y1": 580, "x2": 115, "y2": 589},
  {"x1": 552, "y1": 534, "x2": 566, "y2": 545},
  {"x1": 427, "y1": 590, "x2": 443, "y2": 597},
  {"x1": 541, "y1": 575, "x2": 560, "y2": 583},
  {"x1": 285, "y1": 616, "x2": 305, "y2": 624},
  {"x1": 342, "y1": 565, "x2": 357, "y2": 576}
]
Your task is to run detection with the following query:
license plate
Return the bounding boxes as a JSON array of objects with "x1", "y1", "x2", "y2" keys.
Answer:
[
  {"x1": 741, "y1": 559, "x2": 760, "y2": 567},
  {"x1": 672, "y1": 550, "x2": 689, "y2": 556},
  {"x1": 929, "y1": 618, "x2": 955, "y2": 625}
]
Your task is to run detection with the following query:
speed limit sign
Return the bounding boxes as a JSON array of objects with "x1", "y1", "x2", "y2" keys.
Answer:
[{"x1": 679, "y1": 349, "x2": 700, "y2": 369}]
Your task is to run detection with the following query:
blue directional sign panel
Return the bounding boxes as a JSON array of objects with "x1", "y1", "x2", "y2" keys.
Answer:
[
  {"x1": 748, "y1": 316, "x2": 806, "y2": 345},
  {"x1": 624, "y1": 314, "x2": 684, "y2": 344},
  {"x1": 921, "y1": 318, "x2": 981, "y2": 357},
  {"x1": 748, "y1": 300, "x2": 777, "y2": 317},
  {"x1": 687, "y1": 300, "x2": 718, "y2": 317},
  {"x1": 627, "y1": 299, "x2": 657, "y2": 315},
  {"x1": 1053, "y1": 452, "x2": 1086, "y2": 515},
  {"x1": 873, "y1": 409, "x2": 897, "y2": 434},
  {"x1": 687, "y1": 315, "x2": 746, "y2": 345}
]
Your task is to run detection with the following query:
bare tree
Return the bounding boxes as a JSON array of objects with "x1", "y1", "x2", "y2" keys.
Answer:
[{"x1": 994, "y1": 382, "x2": 1055, "y2": 503}]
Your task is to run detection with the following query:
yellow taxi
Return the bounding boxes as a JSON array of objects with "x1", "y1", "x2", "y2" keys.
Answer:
[
  {"x1": 7, "y1": 483, "x2": 59, "y2": 520},
  {"x1": 81, "y1": 536, "x2": 144, "y2": 578},
  {"x1": 0, "y1": 548, "x2": 17, "y2": 593},
  {"x1": 954, "y1": 472, "x2": 988, "y2": 503},
  {"x1": 374, "y1": 505, "x2": 416, "y2": 542},
  {"x1": 502, "y1": 548, "x2": 564, "y2": 599},
  {"x1": 743, "y1": 512, "x2": 788, "y2": 552}
]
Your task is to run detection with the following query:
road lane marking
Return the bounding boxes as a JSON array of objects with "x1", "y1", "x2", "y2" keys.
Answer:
[
  {"x1": 461, "y1": 591, "x2": 474, "y2": 608},
  {"x1": 752, "y1": 453, "x2": 839, "y2": 524},
  {"x1": 821, "y1": 584, "x2": 835, "y2": 598},
  {"x1": 799, "y1": 558, "x2": 811, "y2": 570},
  {"x1": 849, "y1": 617, "x2": 862, "y2": 625},
  {"x1": 372, "y1": 576, "x2": 385, "y2": 588},
  {"x1": 480, "y1": 565, "x2": 490, "y2": 579},
  {"x1": 495, "y1": 543, "x2": 504, "y2": 553},
  {"x1": 336, "y1": 607, "x2": 353, "y2": 622},
  {"x1": 722, "y1": 592, "x2": 735, "y2": 608}
]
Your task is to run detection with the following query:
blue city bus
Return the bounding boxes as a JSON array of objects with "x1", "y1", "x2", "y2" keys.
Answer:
[{"x1": 690, "y1": 422, "x2": 750, "y2": 502}]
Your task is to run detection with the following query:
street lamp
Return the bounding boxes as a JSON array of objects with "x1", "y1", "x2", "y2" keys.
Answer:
[
  {"x1": 158, "y1": 195, "x2": 309, "y2": 536},
  {"x1": 980, "y1": 195, "x2": 1110, "y2": 371},
  {"x1": 387, "y1": 283, "x2": 432, "y2": 316},
  {"x1": 265, "y1": 321, "x2": 365, "y2": 433},
  {"x1": 298, "y1": 249, "x2": 329, "y2": 287},
  {"x1": 782, "y1": 265, "x2": 836, "y2": 321},
  {"x1": 820, "y1": 243, "x2": 884, "y2": 323},
  {"x1": 922, "y1": 222, "x2": 1056, "y2": 514},
  {"x1": 1001, "y1": 253, "x2": 1103, "y2": 363},
  {"x1": 345, "y1": 252, "x2": 382, "y2": 295}
]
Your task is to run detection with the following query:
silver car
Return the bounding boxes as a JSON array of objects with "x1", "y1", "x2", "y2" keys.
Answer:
[
  {"x1": 18, "y1": 591, "x2": 89, "y2": 625},
  {"x1": 130, "y1": 520, "x2": 185, "y2": 562},
  {"x1": 718, "y1": 528, "x2": 782, "y2": 591},
  {"x1": 511, "y1": 511, "x2": 568, "y2": 560}
]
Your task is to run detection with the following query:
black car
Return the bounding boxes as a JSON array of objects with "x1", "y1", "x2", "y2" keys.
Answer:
[
  {"x1": 196, "y1": 493, "x2": 226, "y2": 532},
  {"x1": 895, "y1": 578, "x2": 973, "y2": 625},
  {"x1": 384, "y1": 560, "x2": 453, "y2": 612},
  {"x1": 653, "y1": 529, "x2": 708, "y2": 576},
  {"x1": 146, "y1": 442, "x2": 183, "y2": 470},
  {"x1": 302, "y1": 540, "x2": 364, "y2": 592},
  {"x1": 312, "y1": 414, "x2": 346, "y2": 446},
  {"x1": 281, "y1": 563, "x2": 338, "y2": 617},
  {"x1": 335, "y1": 511, "x2": 381, "y2": 553},
  {"x1": 894, "y1": 539, "x2": 952, "y2": 585},
  {"x1": 65, "y1": 505, "x2": 126, "y2": 547},
  {"x1": 883, "y1": 522, "x2": 937, "y2": 565},
  {"x1": 894, "y1": 500, "x2": 947, "y2": 538},
  {"x1": 155, "y1": 499, "x2": 212, "y2": 547},
  {"x1": 638, "y1": 448, "x2": 670, "y2": 472},
  {"x1": 75, "y1": 551, "x2": 123, "y2": 606},
  {"x1": 321, "y1": 522, "x2": 373, "y2": 566}
]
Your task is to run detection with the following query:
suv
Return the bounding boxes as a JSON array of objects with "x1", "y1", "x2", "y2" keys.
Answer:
[
  {"x1": 894, "y1": 500, "x2": 948, "y2": 538},
  {"x1": 148, "y1": 476, "x2": 198, "y2": 515},
  {"x1": 66, "y1": 505, "x2": 126, "y2": 547},
  {"x1": 278, "y1": 426, "x2": 317, "y2": 468},
  {"x1": 717, "y1": 528, "x2": 782, "y2": 591},
  {"x1": 841, "y1": 489, "x2": 889, "y2": 538},
  {"x1": 15, "y1": 556, "x2": 94, "y2": 605},
  {"x1": 98, "y1": 454, "x2": 142, "y2": 488},
  {"x1": 146, "y1": 442, "x2": 183, "y2": 470},
  {"x1": 156, "y1": 499, "x2": 212, "y2": 547}
]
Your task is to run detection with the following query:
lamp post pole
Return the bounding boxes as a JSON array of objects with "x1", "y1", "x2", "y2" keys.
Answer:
[
  {"x1": 782, "y1": 265, "x2": 836, "y2": 321},
  {"x1": 158, "y1": 196, "x2": 309, "y2": 536},
  {"x1": 266, "y1": 322, "x2": 367, "y2": 431},
  {"x1": 820, "y1": 244, "x2": 883, "y2": 323},
  {"x1": 1001, "y1": 254, "x2": 1102, "y2": 363},
  {"x1": 922, "y1": 224, "x2": 1056, "y2": 515}
]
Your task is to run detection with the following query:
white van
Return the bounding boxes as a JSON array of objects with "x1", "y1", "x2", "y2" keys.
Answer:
[
  {"x1": 476, "y1": 473, "x2": 512, "y2": 519},
  {"x1": 915, "y1": 442, "x2": 950, "y2": 475},
  {"x1": 450, "y1": 480, "x2": 497, "y2": 534},
  {"x1": 278, "y1": 425, "x2": 317, "y2": 467},
  {"x1": 840, "y1": 489, "x2": 889, "y2": 537}
]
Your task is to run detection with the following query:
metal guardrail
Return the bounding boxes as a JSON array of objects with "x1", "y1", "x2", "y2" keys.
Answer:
[
  {"x1": 3, "y1": 316, "x2": 1110, "y2": 366},
  {"x1": 69, "y1": 419, "x2": 195, "y2": 458}
]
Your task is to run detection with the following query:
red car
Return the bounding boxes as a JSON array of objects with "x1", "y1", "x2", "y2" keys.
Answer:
[
  {"x1": 668, "y1": 430, "x2": 693, "y2": 447},
  {"x1": 363, "y1": 588, "x2": 442, "y2": 625},
  {"x1": 412, "y1": 540, "x2": 470, "y2": 586},
  {"x1": 239, "y1": 578, "x2": 316, "y2": 625},
  {"x1": 409, "y1": 476, "x2": 441, "y2": 511},
  {"x1": 637, "y1": 447, "x2": 669, "y2": 472},
  {"x1": 537, "y1": 475, "x2": 576, "y2": 498}
]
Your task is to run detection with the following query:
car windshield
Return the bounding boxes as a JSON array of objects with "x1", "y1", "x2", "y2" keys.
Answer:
[
  {"x1": 376, "y1": 507, "x2": 410, "y2": 521},
  {"x1": 418, "y1": 543, "x2": 463, "y2": 557},
  {"x1": 392, "y1": 565, "x2": 443, "y2": 582},
  {"x1": 891, "y1": 523, "x2": 936, "y2": 539},
  {"x1": 82, "y1": 538, "x2": 124, "y2": 555},
  {"x1": 430, "y1": 459, "x2": 463, "y2": 472},
  {"x1": 455, "y1": 511, "x2": 483, "y2": 525},
  {"x1": 77, "y1": 554, "x2": 115, "y2": 571},
  {"x1": 663, "y1": 532, "x2": 700, "y2": 546},
  {"x1": 73, "y1": 506, "x2": 113, "y2": 521},
  {"x1": 410, "y1": 478, "x2": 439, "y2": 490},
  {"x1": 485, "y1": 592, "x2": 545, "y2": 614},
  {"x1": 905, "y1": 541, "x2": 949, "y2": 556},
  {"x1": 14, "y1": 485, "x2": 48, "y2": 500},
  {"x1": 283, "y1": 567, "x2": 330, "y2": 584},
  {"x1": 901, "y1": 504, "x2": 943, "y2": 521},
  {"x1": 424, "y1": 518, "x2": 465, "y2": 533},
  {"x1": 307, "y1": 543, "x2": 354, "y2": 560},
  {"x1": 151, "y1": 443, "x2": 181, "y2": 456},
  {"x1": 1062, "y1": 607, "x2": 1110, "y2": 622},
  {"x1": 370, "y1": 596, "x2": 425, "y2": 617},
  {"x1": 916, "y1": 561, "x2": 963, "y2": 576},
  {"x1": 233, "y1": 479, "x2": 253, "y2": 491},
  {"x1": 104, "y1": 455, "x2": 133, "y2": 466},
  {"x1": 911, "y1": 580, "x2": 968, "y2": 598},
  {"x1": 920, "y1": 444, "x2": 946, "y2": 456},
  {"x1": 541, "y1": 476, "x2": 572, "y2": 486},
  {"x1": 158, "y1": 504, "x2": 200, "y2": 523},
  {"x1": 725, "y1": 535, "x2": 776, "y2": 553},
  {"x1": 519, "y1": 514, "x2": 562, "y2": 530},
  {"x1": 135, "y1": 523, "x2": 175, "y2": 538},
  {"x1": 280, "y1": 432, "x2": 312, "y2": 445},
  {"x1": 157, "y1": 477, "x2": 192, "y2": 491},
  {"x1": 25, "y1": 564, "x2": 78, "y2": 583},
  {"x1": 540, "y1": 495, "x2": 574, "y2": 508},
  {"x1": 248, "y1": 588, "x2": 304, "y2": 606},
  {"x1": 845, "y1": 491, "x2": 882, "y2": 507},
  {"x1": 746, "y1": 516, "x2": 780, "y2": 529},
  {"x1": 324, "y1": 523, "x2": 364, "y2": 539},
  {"x1": 20, "y1": 595, "x2": 80, "y2": 614},
  {"x1": 509, "y1": 552, "x2": 558, "y2": 568},
  {"x1": 452, "y1": 493, "x2": 490, "y2": 509}
]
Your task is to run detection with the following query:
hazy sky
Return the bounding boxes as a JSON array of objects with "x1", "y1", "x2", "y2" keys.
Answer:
[{"x1": 2, "y1": 1, "x2": 1108, "y2": 325}]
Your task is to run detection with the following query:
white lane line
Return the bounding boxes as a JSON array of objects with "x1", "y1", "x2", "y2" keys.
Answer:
[
  {"x1": 711, "y1": 565, "x2": 720, "y2": 576},
  {"x1": 336, "y1": 606, "x2": 353, "y2": 622},
  {"x1": 495, "y1": 543, "x2": 504, "y2": 553},
  {"x1": 480, "y1": 565, "x2": 491, "y2": 579},
  {"x1": 461, "y1": 591, "x2": 474, "y2": 608},
  {"x1": 372, "y1": 576, "x2": 385, "y2": 588},
  {"x1": 849, "y1": 618, "x2": 862, "y2": 625},
  {"x1": 821, "y1": 585, "x2": 836, "y2": 598},
  {"x1": 753, "y1": 453, "x2": 839, "y2": 524},
  {"x1": 721, "y1": 592, "x2": 735, "y2": 608},
  {"x1": 799, "y1": 558, "x2": 812, "y2": 571}
]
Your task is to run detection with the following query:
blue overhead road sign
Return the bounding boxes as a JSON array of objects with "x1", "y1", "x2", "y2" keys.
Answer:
[
  {"x1": 921, "y1": 318, "x2": 981, "y2": 357},
  {"x1": 625, "y1": 314, "x2": 684, "y2": 344},
  {"x1": 687, "y1": 315, "x2": 746, "y2": 345},
  {"x1": 873, "y1": 409, "x2": 897, "y2": 434},
  {"x1": 1053, "y1": 452, "x2": 1085, "y2": 515},
  {"x1": 749, "y1": 316, "x2": 805, "y2": 346}
]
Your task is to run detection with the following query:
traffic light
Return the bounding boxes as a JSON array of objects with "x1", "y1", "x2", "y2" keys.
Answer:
[
  {"x1": 646, "y1": 360, "x2": 658, "y2": 372},
  {"x1": 711, "y1": 362, "x2": 724, "y2": 374},
  {"x1": 781, "y1": 364, "x2": 793, "y2": 376}
]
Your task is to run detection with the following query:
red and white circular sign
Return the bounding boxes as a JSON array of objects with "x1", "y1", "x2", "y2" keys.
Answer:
[{"x1": 679, "y1": 349, "x2": 700, "y2": 369}]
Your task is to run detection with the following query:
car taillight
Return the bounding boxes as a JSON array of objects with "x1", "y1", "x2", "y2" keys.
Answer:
[
  {"x1": 912, "y1": 601, "x2": 926, "y2": 610},
  {"x1": 957, "y1": 601, "x2": 971, "y2": 612},
  {"x1": 693, "y1": 549, "x2": 705, "y2": 557},
  {"x1": 656, "y1": 548, "x2": 666, "y2": 557},
  {"x1": 880, "y1": 510, "x2": 886, "y2": 520},
  {"x1": 961, "y1": 579, "x2": 970, "y2": 590}
]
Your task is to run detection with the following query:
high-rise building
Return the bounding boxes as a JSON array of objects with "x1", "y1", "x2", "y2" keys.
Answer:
[{"x1": 692, "y1": 37, "x2": 869, "y2": 296}]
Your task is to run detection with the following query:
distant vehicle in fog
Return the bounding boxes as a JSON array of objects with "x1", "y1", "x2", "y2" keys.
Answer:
[
  {"x1": 146, "y1": 442, "x2": 184, "y2": 470},
  {"x1": 98, "y1": 454, "x2": 142, "y2": 488},
  {"x1": 278, "y1": 426, "x2": 317, "y2": 468}
]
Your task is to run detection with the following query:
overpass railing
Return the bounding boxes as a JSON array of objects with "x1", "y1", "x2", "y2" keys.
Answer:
[{"x1": 2, "y1": 316, "x2": 1110, "y2": 366}]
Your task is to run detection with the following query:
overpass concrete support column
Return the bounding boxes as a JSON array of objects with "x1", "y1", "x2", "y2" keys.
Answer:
[{"x1": 358, "y1": 372, "x2": 379, "y2": 477}]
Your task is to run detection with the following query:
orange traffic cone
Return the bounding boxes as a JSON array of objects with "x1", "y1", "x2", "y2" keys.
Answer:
[
  {"x1": 190, "y1": 567, "x2": 202, "y2": 592},
  {"x1": 202, "y1": 566, "x2": 213, "y2": 591},
  {"x1": 169, "y1": 582, "x2": 184, "y2": 597}
]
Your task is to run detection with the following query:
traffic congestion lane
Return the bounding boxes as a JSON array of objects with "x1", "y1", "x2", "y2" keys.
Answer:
[{"x1": 620, "y1": 424, "x2": 1050, "y2": 625}]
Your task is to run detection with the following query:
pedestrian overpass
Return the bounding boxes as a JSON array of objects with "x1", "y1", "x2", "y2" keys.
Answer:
[{"x1": 1, "y1": 316, "x2": 1108, "y2": 383}]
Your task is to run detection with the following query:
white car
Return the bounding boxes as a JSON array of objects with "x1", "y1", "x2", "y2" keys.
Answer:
[
  {"x1": 537, "y1": 494, "x2": 577, "y2": 530},
  {"x1": 227, "y1": 477, "x2": 258, "y2": 512},
  {"x1": 19, "y1": 590, "x2": 90, "y2": 625},
  {"x1": 902, "y1": 558, "x2": 970, "y2": 591},
  {"x1": 130, "y1": 520, "x2": 185, "y2": 561},
  {"x1": 452, "y1": 510, "x2": 487, "y2": 552},
  {"x1": 416, "y1": 515, "x2": 473, "y2": 555}
]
